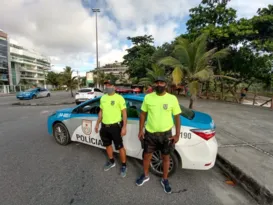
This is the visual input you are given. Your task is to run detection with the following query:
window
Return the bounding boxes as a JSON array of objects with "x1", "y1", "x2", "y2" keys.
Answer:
[
  {"x1": 94, "y1": 88, "x2": 102, "y2": 92},
  {"x1": 180, "y1": 104, "x2": 195, "y2": 120},
  {"x1": 74, "y1": 98, "x2": 100, "y2": 115},
  {"x1": 78, "y1": 88, "x2": 93, "y2": 93},
  {"x1": 126, "y1": 99, "x2": 142, "y2": 119}
]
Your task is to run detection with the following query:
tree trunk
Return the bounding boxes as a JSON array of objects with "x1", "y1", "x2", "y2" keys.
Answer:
[
  {"x1": 189, "y1": 95, "x2": 196, "y2": 109},
  {"x1": 70, "y1": 88, "x2": 74, "y2": 97}
]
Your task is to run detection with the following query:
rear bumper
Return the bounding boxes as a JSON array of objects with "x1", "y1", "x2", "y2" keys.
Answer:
[{"x1": 176, "y1": 137, "x2": 218, "y2": 170}]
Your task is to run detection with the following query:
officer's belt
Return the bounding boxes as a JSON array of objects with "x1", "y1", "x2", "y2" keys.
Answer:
[
  {"x1": 145, "y1": 129, "x2": 171, "y2": 137},
  {"x1": 101, "y1": 122, "x2": 121, "y2": 128}
]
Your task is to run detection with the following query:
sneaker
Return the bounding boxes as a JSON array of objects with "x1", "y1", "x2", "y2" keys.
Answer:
[
  {"x1": 136, "y1": 174, "x2": 150, "y2": 186},
  {"x1": 161, "y1": 179, "x2": 172, "y2": 194},
  {"x1": 120, "y1": 166, "x2": 127, "y2": 178},
  {"x1": 104, "y1": 161, "x2": 116, "y2": 171}
]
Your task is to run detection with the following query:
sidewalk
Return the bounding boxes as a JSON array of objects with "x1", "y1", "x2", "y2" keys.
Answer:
[{"x1": 177, "y1": 97, "x2": 273, "y2": 205}]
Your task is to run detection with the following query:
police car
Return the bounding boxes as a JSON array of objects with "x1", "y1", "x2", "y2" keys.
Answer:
[{"x1": 47, "y1": 94, "x2": 218, "y2": 176}]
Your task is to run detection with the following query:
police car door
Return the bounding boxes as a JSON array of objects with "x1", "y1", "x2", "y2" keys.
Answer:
[
  {"x1": 124, "y1": 99, "x2": 143, "y2": 158},
  {"x1": 66, "y1": 98, "x2": 105, "y2": 149}
]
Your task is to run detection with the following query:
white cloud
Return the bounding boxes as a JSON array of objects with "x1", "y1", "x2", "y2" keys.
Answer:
[
  {"x1": 228, "y1": 0, "x2": 272, "y2": 18},
  {"x1": 0, "y1": 0, "x2": 271, "y2": 75}
]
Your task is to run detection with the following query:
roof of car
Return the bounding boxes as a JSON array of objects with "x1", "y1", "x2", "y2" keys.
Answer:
[{"x1": 123, "y1": 93, "x2": 146, "y2": 101}]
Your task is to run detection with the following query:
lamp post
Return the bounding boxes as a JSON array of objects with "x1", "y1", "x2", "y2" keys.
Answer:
[{"x1": 92, "y1": 8, "x2": 100, "y2": 70}]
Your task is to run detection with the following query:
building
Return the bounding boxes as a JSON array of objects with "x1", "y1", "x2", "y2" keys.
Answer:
[
  {"x1": 0, "y1": 30, "x2": 9, "y2": 85},
  {"x1": 9, "y1": 40, "x2": 51, "y2": 87},
  {"x1": 98, "y1": 61, "x2": 129, "y2": 82}
]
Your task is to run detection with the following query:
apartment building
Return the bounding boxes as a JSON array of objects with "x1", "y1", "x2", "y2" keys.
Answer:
[
  {"x1": 99, "y1": 61, "x2": 129, "y2": 81},
  {"x1": 9, "y1": 40, "x2": 51, "y2": 86},
  {"x1": 0, "y1": 30, "x2": 9, "y2": 85}
]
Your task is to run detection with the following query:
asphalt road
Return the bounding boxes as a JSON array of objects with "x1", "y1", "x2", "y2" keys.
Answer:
[
  {"x1": 0, "y1": 102, "x2": 258, "y2": 205},
  {"x1": 0, "y1": 91, "x2": 75, "y2": 106}
]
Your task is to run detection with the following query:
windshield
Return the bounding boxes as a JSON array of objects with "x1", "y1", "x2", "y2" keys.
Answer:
[
  {"x1": 25, "y1": 88, "x2": 36, "y2": 92},
  {"x1": 180, "y1": 104, "x2": 195, "y2": 120},
  {"x1": 79, "y1": 89, "x2": 93, "y2": 92}
]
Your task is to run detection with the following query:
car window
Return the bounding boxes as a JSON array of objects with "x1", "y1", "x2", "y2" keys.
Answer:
[
  {"x1": 40, "y1": 88, "x2": 46, "y2": 91},
  {"x1": 126, "y1": 99, "x2": 142, "y2": 118},
  {"x1": 94, "y1": 88, "x2": 102, "y2": 92},
  {"x1": 74, "y1": 98, "x2": 100, "y2": 115},
  {"x1": 79, "y1": 88, "x2": 93, "y2": 93},
  {"x1": 180, "y1": 104, "x2": 195, "y2": 120}
]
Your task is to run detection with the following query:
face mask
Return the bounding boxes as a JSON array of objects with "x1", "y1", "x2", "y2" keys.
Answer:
[
  {"x1": 105, "y1": 87, "x2": 115, "y2": 94},
  {"x1": 155, "y1": 85, "x2": 166, "y2": 94}
]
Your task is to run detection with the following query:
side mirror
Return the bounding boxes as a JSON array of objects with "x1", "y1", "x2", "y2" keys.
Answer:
[{"x1": 83, "y1": 105, "x2": 92, "y2": 113}]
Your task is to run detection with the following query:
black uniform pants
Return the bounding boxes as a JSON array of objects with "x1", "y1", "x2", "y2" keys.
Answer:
[{"x1": 99, "y1": 122, "x2": 124, "y2": 150}]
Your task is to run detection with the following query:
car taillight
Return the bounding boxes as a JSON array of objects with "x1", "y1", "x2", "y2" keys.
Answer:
[
  {"x1": 87, "y1": 92, "x2": 94, "y2": 94},
  {"x1": 191, "y1": 129, "x2": 215, "y2": 141}
]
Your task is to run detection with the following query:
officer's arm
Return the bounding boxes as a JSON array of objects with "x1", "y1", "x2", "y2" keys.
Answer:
[
  {"x1": 139, "y1": 111, "x2": 147, "y2": 132},
  {"x1": 121, "y1": 109, "x2": 127, "y2": 128},
  {"x1": 174, "y1": 114, "x2": 181, "y2": 137},
  {"x1": 96, "y1": 109, "x2": 102, "y2": 126}
]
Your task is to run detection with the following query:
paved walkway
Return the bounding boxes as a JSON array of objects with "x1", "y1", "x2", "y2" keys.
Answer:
[{"x1": 178, "y1": 97, "x2": 273, "y2": 204}]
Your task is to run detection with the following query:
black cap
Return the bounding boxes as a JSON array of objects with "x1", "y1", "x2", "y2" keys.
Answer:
[
  {"x1": 154, "y1": 76, "x2": 167, "y2": 83},
  {"x1": 103, "y1": 79, "x2": 115, "y2": 85}
]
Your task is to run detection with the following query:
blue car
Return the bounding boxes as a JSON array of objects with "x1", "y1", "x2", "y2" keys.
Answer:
[
  {"x1": 16, "y1": 87, "x2": 51, "y2": 100},
  {"x1": 47, "y1": 94, "x2": 218, "y2": 176}
]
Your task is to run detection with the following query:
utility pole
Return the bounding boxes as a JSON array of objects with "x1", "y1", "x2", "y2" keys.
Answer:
[{"x1": 92, "y1": 8, "x2": 100, "y2": 71}]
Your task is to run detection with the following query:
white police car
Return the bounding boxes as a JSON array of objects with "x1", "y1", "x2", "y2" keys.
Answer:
[{"x1": 47, "y1": 94, "x2": 218, "y2": 176}]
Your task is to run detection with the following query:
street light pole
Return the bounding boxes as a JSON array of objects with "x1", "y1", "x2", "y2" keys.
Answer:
[{"x1": 92, "y1": 8, "x2": 100, "y2": 71}]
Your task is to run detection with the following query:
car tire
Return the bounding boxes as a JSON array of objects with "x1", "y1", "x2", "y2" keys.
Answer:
[
  {"x1": 53, "y1": 123, "x2": 71, "y2": 145},
  {"x1": 32, "y1": 94, "x2": 37, "y2": 99},
  {"x1": 143, "y1": 150, "x2": 180, "y2": 177},
  {"x1": 76, "y1": 102, "x2": 80, "y2": 105},
  {"x1": 47, "y1": 93, "x2": 50, "y2": 97}
]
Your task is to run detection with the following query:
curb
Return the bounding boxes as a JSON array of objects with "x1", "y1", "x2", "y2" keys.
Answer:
[
  {"x1": 0, "y1": 94, "x2": 16, "y2": 97},
  {"x1": 216, "y1": 154, "x2": 273, "y2": 205},
  {"x1": 11, "y1": 102, "x2": 75, "y2": 106}
]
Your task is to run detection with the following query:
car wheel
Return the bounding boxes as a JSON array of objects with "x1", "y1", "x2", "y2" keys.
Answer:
[
  {"x1": 76, "y1": 101, "x2": 80, "y2": 105},
  {"x1": 147, "y1": 150, "x2": 180, "y2": 177},
  {"x1": 32, "y1": 94, "x2": 37, "y2": 99},
  {"x1": 53, "y1": 123, "x2": 71, "y2": 145},
  {"x1": 47, "y1": 93, "x2": 50, "y2": 97}
]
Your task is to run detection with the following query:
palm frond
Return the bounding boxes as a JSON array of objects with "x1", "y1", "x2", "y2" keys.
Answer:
[
  {"x1": 192, "y1": 68, "x2": 214, "y2": 82},
  {"x1": 172, "y1": 67, "x2": 183, "y2": 85},
  {"x1": 158, "y1": 56, "x2": 183, "y2": 69},
  {"x1": 195, "y1": 48, "x2": 217, "y2": 73},
  {"x1": 212, "y1": 47, "x2": 230, "y2": 59}
]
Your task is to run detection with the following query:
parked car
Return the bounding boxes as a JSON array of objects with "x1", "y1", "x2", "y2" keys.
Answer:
[
  {"x1": 75, "y1": 87, "x2": 104, "y2": 105},
  {"x1": 16, "y1": 87, "x2": 51, "y2": 100},
  {"x1": 47, "y1": 94, "x2": 218, "y2": 177},
  {"x1": 115, "y1": 87, "x2": 133, "y2": 94}
]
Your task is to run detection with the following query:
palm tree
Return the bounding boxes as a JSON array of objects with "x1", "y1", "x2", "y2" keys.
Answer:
[
  {"x1": 60, "y1": 66, "x2": 78, "y2": 97},
  {"x1": 138, "y1": 64, "x2": 165, "y2": 86},
  {"x1": 159, "y1": 33, "x2": 229, "y2": 109}
]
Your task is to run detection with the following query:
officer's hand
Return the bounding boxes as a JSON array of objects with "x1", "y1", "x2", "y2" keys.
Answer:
[
  {"x1": 121, "y1": 126, "x2": 126, "y2": 137},
  {"x1": 138, "y1": 130, "x2": 144, "y2": 140},
  {"x1": 169, "y1": 135, "x2": 179, "y2": 144},
  {"x1": 95, "y1": 124, "x2": 99, "y2": 133}
]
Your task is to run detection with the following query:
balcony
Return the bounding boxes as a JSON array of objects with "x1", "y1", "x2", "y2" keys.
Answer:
[
  {"x1": 0, "y1": 74, "x2": 8, "y2": 81},
  {"x1": 20, "y1": 75, "x2": 45, "y2": 80}
]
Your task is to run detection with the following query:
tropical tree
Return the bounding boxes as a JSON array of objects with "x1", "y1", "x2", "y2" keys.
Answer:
[
  {"x1": 46, "y1": 71, "x2": 61, "y2": 88},
  {"x1": 122, "y1": 35, "x2": 156, "y2": 79},
  {"x1": 159, "y1": 33, "x2": 230, "y2": 109},
  {"x1": 59, "y1": 66, "x2": 78, "y2": 97},
  {"x1": 138, "y1": 64, "x2": 166, "y2": 86}
]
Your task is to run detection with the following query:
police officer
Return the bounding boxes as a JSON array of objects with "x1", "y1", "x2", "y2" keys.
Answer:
[
  {"x1": 95, "y1": 79, "x2": 128, "y2": 177},
  {"x1": 136, "y1": 76, "x2": 181, "y2": 193}
]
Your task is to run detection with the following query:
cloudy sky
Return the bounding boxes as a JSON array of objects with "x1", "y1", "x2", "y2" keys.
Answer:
[{"x1": 0, "y1": 0, "x2": 271, "y2": 76}]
